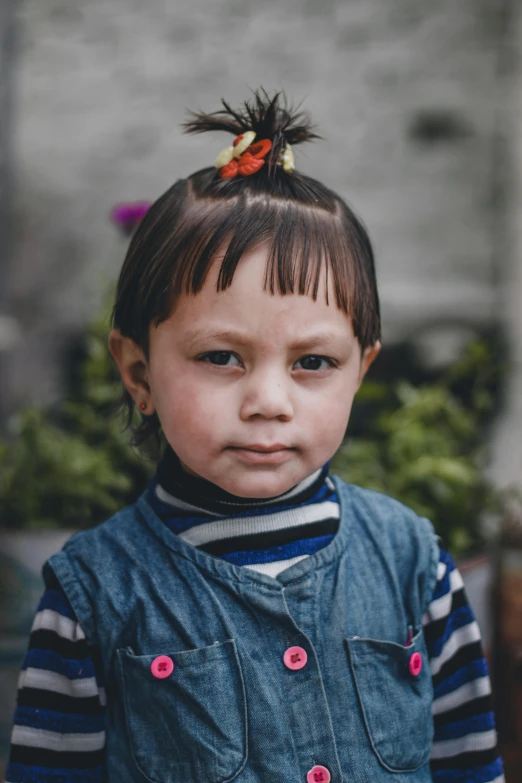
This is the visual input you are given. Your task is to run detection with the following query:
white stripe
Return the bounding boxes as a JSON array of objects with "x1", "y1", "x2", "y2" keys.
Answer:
[
  {"x1": 244, "y1": 555, "x2": 309, "y2": 577},
  {"x1": 178, "y1": 500, "x2": 340, "y2": 547},
  {"x1": 31, "y1": 609, "x2": 86, "y2": 641},
  {"x1": 488, "y1": 776, "x2": 506, "y2": 783},
  {"x1": 18, "y1": 667, "x2": 101, "y2": 700},
  {"x1": 11, "y1": 725, "x2": 105, "y2": 752},
  {"x1": 432, "y1": 675, "x2": 491, "y2": 715},
  {"x1": 430, "y1": 728, "x2": 497, "y2": 759},
  {"x1": 423, "y1": 569, "x2": 464, "y2": 623},
  {"x1": 437, "y1": 560, "x2": 447, "y2": 580},
  {"x1": 430, "y1": 621, "x2": 481, "y2": 676}
]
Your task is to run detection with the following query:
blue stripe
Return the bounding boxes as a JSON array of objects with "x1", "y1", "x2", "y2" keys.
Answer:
[
  {"x1": 159, "y1": 496, "x2": 339, "y2": 535},
  {"x1": 433, "y1": 710, "x2": 496, "y2": 741},
  {"x1": 431, "y1": 549, "x2": 457, "y2": 601},
  {"x1": 150, "y1": 487, "x2": 339, "y2": 532},
  {"x1": 5, "y1": 763, "x2": 104, "y2": 783},
  {"x1": 21, "y1": 648, "x2": 97, "y2": 680},
  {"x1": 434, "y1": 657, "x2": 490, "y2": 700},
  {"x1": 431, "y1": 757, "x2": 504, "y2": 783},
  {"x1": 148, "y1": 475, "x2": 337, "y2": 531},
  {"x1": 13, "y1": 705, "x2": 104, "y2": 734},
  {"x1": 427, "y1": 604, "x2": 477, "y2": 659},
  {"x1": 36, "y1": 589, "x2": 77, "y2": 621},
  {"x1": 161, "y1": 514, "x2": 222, "y2": 535},
  {"x1": 221, "y1": 534, "x2": 336, "y2": 566}
]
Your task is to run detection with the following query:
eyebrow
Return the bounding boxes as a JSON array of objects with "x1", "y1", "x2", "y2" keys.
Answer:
[{"x1": 186, "y1": 327, "x2": 347, "y2": 350}]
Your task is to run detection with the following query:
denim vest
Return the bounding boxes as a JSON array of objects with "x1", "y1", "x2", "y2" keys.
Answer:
[{"x1": 46, "y1": 474, "x2": 439, "y2": 783}]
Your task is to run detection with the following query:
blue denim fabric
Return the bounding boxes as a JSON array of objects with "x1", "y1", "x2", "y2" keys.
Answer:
[{"x1": 46, "y1": 474, "x2": 440, "y2": 782}]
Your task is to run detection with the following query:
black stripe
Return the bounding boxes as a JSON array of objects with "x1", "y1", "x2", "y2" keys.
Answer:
[
  {"x1": 200, "y1": 517, "x2": 340, "y2": 557},
  {"x1": 433, "y1": 694, "x2": 494, "y2": 728},
  {"x1": 91, "y1": 645, "x2": 104, "y2": 677},
  {"x1": 157, "y1": 445, "x2": 332, "y2": 514},
  {"x1": 9, "y1": 744, "x2": 104, "y2": 769},
  {"x1": 29, "y1": 628, "x2": 93, "y2": 661},
  {"x1": 423, "y1": 588, "x2": 468, "y2": 645},
  {"x1": 42, "y1": 565, "x2": 62, "y2": 591},
  {"x1": 432, "y1": 640, "x2": 485, "y2": 688},
  {"x1": 17, "y1": 687, "x2": 104, "y2": 715},
  {"x1": 430, "y1": 745, "x2": 500, "y2": 771}
]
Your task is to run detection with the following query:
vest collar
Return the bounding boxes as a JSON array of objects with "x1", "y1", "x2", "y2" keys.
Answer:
[{"x1": 135, "y1": 473, "x2": 353, "y2": 590}]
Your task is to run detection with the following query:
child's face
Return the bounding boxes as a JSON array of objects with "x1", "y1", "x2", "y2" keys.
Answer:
[{"x1": 110, "y1": 244, "x2": 380, "y2": 498}]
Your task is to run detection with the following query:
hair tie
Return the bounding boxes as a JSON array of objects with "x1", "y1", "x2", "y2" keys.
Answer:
[{"x1": 214, "y1": 132, "x2": 294, "y2": 179}]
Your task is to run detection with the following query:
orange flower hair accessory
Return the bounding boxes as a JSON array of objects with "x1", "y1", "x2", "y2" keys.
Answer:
[
  {"x1": 184, "y1": 90, "x2": 319, "y2": 180},
  {"x1": 214, "y1": 132, "x2": 274, "y2": 179}
]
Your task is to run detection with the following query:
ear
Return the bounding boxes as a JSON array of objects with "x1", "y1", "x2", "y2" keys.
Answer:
[
  {"x1": 108, "y1": 329, "x2": 155, "y2": 415},
  {"x1": 356, "y1": 340, "x2": 382, "y2": 390}
]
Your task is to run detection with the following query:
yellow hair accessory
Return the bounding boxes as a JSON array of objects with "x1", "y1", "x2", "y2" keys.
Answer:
[
  {"x1": 214, "y1": 132, "x2": 295, "y2": 176},
  {"x1": 214, "y1": 131, "x2": 257, "y2": 169},
  {"x1": 280, "y1": 144, "x2": 295, "y2": 173}
]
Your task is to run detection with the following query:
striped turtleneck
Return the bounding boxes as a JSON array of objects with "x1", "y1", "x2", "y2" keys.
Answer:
[
  {"x1": 6, "y1": 449, "x2": 505, "y2": 783},
  {"x1": 148, "y1": 446, "x2": 339, "y2": 578}
]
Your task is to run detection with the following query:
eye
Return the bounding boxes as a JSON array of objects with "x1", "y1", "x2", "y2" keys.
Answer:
[
  {"x1": 198, "y1": 352, "x2": 337, "y2": 371},
  {"x1": 296, "y1": 355, "x2": 336, "y2": 372},
  {"x1": 199, "y1": 351, "x2": 240, "y2": 367}
]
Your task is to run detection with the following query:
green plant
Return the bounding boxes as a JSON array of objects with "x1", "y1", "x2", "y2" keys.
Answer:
[
  {"x1": 0, "y1": 301, "x2": 508, "y2": 556},
  {"x1": 331, "y1": 337, "x2": 508, "y2": 558},
  {"x1": 0, "y1": 305, "x2": 155, "y2": 529}
]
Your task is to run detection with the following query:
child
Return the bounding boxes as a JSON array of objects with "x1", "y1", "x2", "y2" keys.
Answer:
[{"x1": 6, "y1": 90, "x2": 505, "y2": 783}]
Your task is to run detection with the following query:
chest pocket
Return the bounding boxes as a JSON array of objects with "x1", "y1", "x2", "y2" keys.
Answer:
[
  {"x1": 117, "y1": 638, "x2": 248, "y2": 783},
  {"x1": 345, "y1": 627, "x2": 433, "y2": 772}
]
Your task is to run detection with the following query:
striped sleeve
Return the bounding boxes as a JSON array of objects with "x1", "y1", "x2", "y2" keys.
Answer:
[
  {"x1": 5, "y1": 577, "x2": 106, "y2": 783},
  {"x1": 424, "y1": 548, "x2": 505, "y2": 783}
]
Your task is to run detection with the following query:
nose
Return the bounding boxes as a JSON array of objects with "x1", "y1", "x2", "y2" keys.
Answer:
[{"x1": 239, "y1": 366, "x2": 294, "y2": 420}]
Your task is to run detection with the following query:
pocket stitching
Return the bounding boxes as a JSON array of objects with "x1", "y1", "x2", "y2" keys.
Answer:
[
  {"x1": 345, "y1": 633, "x2": 432, "y2": 773},
  {"x1": 117, "y1": 639, "x2": 249, "y2": 783},
  {"x1": 118, "y1": 647, "x2": 159, "y2": 783}
]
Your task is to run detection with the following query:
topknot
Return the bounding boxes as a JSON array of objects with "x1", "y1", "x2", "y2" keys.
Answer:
[{"x1": 182, "y1": 88, "x2": 321, "y2": 175}]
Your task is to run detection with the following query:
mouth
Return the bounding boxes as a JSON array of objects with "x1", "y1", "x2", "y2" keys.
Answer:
[
  {"x1": 232, "y1": 444, "x2": 290, "y2": 453},
  {"x1": 229, "y1": 446, "x2": 294, "y2": 464}
]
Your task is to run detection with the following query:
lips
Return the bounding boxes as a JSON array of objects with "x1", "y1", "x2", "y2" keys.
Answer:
[
  {"x1": 233, "y1": 444, "x2": 289, "y2": 453},
  {"x1": 230, "y1": 445, "x2": 293, "y2": 464}
]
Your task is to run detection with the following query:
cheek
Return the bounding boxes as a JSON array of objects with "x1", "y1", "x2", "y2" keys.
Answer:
[
  {"x1": 305, "y1": 374, "x2": 357, "y2": 439},
  {"x1": 307, "y1": 394, "x2": 352, "y2": 436},
  {"x1": 151, "y1": 366, "x2": 223, "y2": 436}
]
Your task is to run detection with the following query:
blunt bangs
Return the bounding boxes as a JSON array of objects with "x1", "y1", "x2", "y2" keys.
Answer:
[{"x1": 112, "y1": 167, "x2": 381, "y2": 357}]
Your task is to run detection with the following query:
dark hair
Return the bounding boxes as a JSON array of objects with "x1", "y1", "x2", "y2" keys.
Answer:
[{"x1": 112, "y1": 89, "x2": 381, "y2": 444}]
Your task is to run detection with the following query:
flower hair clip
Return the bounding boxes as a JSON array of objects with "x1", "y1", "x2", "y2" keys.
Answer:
[{"x1": 214, "y1": 131, "x2": 295, "y2": 179}]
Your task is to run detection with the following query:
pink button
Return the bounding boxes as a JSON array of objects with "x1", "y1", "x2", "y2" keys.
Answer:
[
  {"x1": 306, "y1": 765, "x2": 331, "y2": 783},
  {"x1": 150, "y1": 655, "x2": 174, "y2": 679},
  {"x1": 283, "y1": 646, "x2": 308, "y2": 670},
  {"x1": 409, "y1": 652, "x2": 422, "y2": 677}
]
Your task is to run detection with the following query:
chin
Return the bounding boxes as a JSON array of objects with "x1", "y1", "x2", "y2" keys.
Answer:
[{"x1": 222, "y1": 472, "x2": 298, "y2": 499}]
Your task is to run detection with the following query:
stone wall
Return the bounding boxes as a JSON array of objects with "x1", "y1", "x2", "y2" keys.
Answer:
[{"x1": 1, "y1": 0, "x2": 510, "y2": 413}]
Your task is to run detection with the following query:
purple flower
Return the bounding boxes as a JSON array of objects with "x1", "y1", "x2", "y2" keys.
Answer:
[{"x1": 110, "y1": 201, "x2": 152, "y2": 236}]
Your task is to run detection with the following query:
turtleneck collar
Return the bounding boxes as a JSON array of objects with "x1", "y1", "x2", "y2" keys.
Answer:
[{"x1": 156, "y1": 445, "x2": 332, "y2": 515}]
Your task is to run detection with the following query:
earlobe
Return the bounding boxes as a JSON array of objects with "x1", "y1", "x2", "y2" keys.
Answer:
[{"x1": 108, "y1": 329, "x2": 155, "y2": 414}]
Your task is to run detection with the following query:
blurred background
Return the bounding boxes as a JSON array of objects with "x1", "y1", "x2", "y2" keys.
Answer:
[{"x1": 1, "y1": 0, "x2": 522, "y2": 778}]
